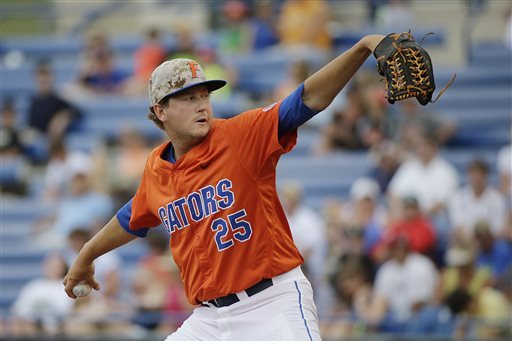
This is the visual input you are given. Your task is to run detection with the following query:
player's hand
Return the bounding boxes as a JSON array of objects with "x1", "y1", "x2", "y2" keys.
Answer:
[
  {"x1": 361, "y1": 35, "x2": 386, "y2": 54},
  {"x1": 63, "y1": 258, "x2": 100, "y2": 299}
]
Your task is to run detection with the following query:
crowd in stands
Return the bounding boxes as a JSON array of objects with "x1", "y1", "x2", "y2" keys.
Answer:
[{"x1": 2, "y1": 1, "x2": 511, "y2": 340}]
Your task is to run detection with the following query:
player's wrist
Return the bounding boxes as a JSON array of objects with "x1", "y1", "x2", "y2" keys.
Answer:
[
  {"x1": 361, "y1": 35, "x2": 386, "y2": 54},
  {"x1": 77, "y1": 242, "x2": 97, "y2": 264}
]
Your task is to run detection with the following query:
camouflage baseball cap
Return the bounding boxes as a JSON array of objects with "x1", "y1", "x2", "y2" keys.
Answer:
[{"x1": 149, "y1": 58, "x2": 227, "y2": 106}]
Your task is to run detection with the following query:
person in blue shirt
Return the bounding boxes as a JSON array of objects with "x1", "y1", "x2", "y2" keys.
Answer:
[{"x1": 474, "y1": 221, "x2": 512, "y2": 282}]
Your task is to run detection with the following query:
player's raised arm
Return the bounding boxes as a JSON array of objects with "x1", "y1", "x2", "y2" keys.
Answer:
[
  {"x1": 63, "y1": 216, "x2": 137, "y2": 298},
  {"x1": 302, "y1": 35, "x2": 385, "y2": 112}
]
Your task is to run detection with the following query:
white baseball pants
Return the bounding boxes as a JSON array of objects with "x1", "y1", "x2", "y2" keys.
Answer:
[{"x1": 164, "y1": 266, "x2": 321, "y2": 341}]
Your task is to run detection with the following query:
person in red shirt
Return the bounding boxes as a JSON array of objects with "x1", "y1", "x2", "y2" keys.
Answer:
[
  {"x1": 64, "y1": 34, "x2": 387, "y2": 341},
  {"x1": 373, "y1": 196, "x2": 436, "y2": 263},
  {"x1": 124, "y1": 28, "x2": 167, "y2": 96}
]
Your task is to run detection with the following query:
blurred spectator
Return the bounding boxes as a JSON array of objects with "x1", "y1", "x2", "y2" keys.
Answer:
[
  {"x1": 123, "y1": 28, "x2": 166, "y2": 97},
  {"x1": 79, "y1": 50, "x2": 127, "y2": 95},
  {"x1": 272, "y1": 59, "x2": 311, "y2": 102},
  {"x1": 355, "y1": 73, "x2": 393, "y2": 148},
  {"x1": 65, "y1": 229, "x2": 122, "y2": 300},
  {"x1": 373, "y1": 196, "x2": 436, "y2": 263},
  {"x1": 497, "y1": 143, "x2": 511, "y2": 197},
  {"x1": 33, "y1": 163, "x2": 114, "y2": 249},
  {"x1": 368, "y1": 140, "x2": 404, "y2": 193},
  {"x1": 448, "y1": 159, "x2": 506, "y2": 240},
  {"x1": 473, "y1": 221, "x2": 512, "y2": 283},
  {"x1": 27, "y1": 61, "x2": 82, "y2": 143},
  {"x1": 0, "y1": 99, "x2": 29, "y2": 195},
  {"x1": 375, "y1": 0, "x2": 416, "y2": 32},
  {"x1": 0, "y1": 99, "x2": 24, "y2": 156},
  {"x1": 472, "y1": 287, "x2": 511, "y2": 339},
  {"x1": 64, "y1": 295, "x2": 132, "y2": 337},
  {"x1": 388, "y1": 131, "x2": 459, "y2": 218},
  {"x1": 278, "y1": 0, "x2": 332, "y2": 51},
  {"x1": 10, "y1": 253, "x2": 73, "y2": 337},
  {"x1": 391, "y1": 99, "x2": 456, "y2": 151},
  {"x1": 218, "y1": 0, "x2": 252, "y2": 53},
  {"x1": 98, "y1": 128, "x2": 151, "y2": 206},
  {"x1": 167, "y1": 24, "x2": 197, "y2": 60},
  {"x1": 437, "y1": 242, "x2": 510, "y2": 339},
  {"x1": 133, "y1": 28, "x2": 166, "y2": 81},
  {"x1": 343, "y1": 177, "x2": 387, "y2": 257},
  {"x1": 132, "y1": 232, "x2": 191, "y2": 333},
  {"x1": 505, "y1": 4, "x2": 512, "y2": 48},
  {"x1": 496, "y1": 267, "x2": 512, "y2": 307},
  {"x1": 374, "y1": 234, "x2": 438, "y2": 328},
  {"x1": 441, "y1": 289, "x2": 473, "y2": 335},
  {"x1": 280, "y1": 181, "x2": 327, "y2": 290},
  {"x1": 66, "y1": 32, "x2": 127, "y2": 98},
  {"x1": 249, "y1": 1, "x2": 279, "y2": 50},
  {"x1": 323, "y1": 199, "x2": 346, "y2": 263},
  {"x1": 314, "y1": 84, "x2": 367, "y2": 154},
  {"x1": 323, "y1": 254, "x2": 386, "y2": 338},
  {"x1": 437, "y1": 243, "x2": 490, "y2": 307},
  {"x1": 195, "y1": 46, "x2": 237, "y2": 100},
  {"x1": 53, "y1": 167, "x2": 113, "y2": 237},
  {"x1": 356, "y1": 115, "x2": 386, "y2": 151},
  {"x1": 79, "y1": 31, "x2": 112, "y2": 77},
  {"x1": 62, "y1": 230, "x2": 128, "y2": 337},
  {"x1": 42, "y1": 139, "x2": 94, "y2": 202}
]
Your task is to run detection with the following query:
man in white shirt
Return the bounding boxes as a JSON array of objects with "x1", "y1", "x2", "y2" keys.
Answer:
[
  {"x1": 449, "y1": 159, "x2": 506, "y2": 240},
  {"x1": 374, "y1": 234, "x2": 438, "y2": 323},
  {"x1": 280, "y1": 181, "x2": 327, "y2": 292},
  {"x1": 388, "y1": 132, "x2": 459, "y2": 218},
  {"x1": 11, "y1": 253, "x2": 74, "y2": 335}
]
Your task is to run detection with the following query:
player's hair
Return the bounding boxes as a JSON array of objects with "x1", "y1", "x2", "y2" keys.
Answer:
[{"x1": 147, "y1": 96, "x2": 170, "y2": 130}]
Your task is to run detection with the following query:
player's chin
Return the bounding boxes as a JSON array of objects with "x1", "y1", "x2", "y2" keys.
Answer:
[{"x1": 192, "y1": 123, "x2": 211, "y2": 137}]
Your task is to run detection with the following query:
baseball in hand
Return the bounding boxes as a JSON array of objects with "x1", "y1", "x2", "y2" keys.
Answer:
[{"x1": 72, "y1": 281, "x2": 92, "y2": 297}]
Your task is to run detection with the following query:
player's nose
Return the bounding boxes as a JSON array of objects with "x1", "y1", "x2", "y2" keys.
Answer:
[{"x1": 196, "y1": 97, "x2": 209, "y2": 112}]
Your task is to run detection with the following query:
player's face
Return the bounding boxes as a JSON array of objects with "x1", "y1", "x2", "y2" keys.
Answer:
[{"x1": 159, "y1": 85, "x2": 213, "y2": 143}]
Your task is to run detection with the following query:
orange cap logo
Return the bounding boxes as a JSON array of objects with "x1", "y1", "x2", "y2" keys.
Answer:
[{"x1": 189, "y1": 61, "x2": 201, "y2": 78}]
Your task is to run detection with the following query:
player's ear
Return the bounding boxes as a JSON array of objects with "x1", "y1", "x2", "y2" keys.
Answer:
[{"x1": 152, "y1": 104, "x2": 167, "y2": 122}]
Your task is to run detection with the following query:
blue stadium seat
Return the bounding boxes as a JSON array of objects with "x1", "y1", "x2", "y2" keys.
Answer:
[
  {"x1": 0, "y1": 156, "x2": 28, "y2": 184},
  {"x1": 277, "y1": 152, "x2": 371, "y2": 205},
  {"x1": 66, "y1": 132, "x2": 104, "y2": 153},
  {"x1": 221, "y1": 47, "x2": 329, "y2": 95},
  {"x1": 1, "y1": 197, "x2": 54, "y2": 221},
  {"x1": 450, "y1": 126, "x2": 510, "y2": 148},
  {"x1": 1, "y1": 36, "x2": 84, "y2": 57},
  {"x1": 436, "y1": 67, "x2": 512, "y2": 90},
  {"x1": 470, "y1": 42, "x2": 512, "y2": 66},
  {"x1": 332, "y1": 29, "x2": 445, "y2": 49}
]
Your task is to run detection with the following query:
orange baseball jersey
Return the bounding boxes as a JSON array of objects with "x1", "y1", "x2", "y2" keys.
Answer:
[{"x1": 121, "y1": 102, "x2": 303, "y2": 305}]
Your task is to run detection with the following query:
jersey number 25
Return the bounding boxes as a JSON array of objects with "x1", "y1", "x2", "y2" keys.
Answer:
[{"x1": 211, "y1": 209, "x2": 253, "y2": 251}]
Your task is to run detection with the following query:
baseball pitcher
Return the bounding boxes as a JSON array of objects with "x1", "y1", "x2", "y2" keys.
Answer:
[{"x1": 64, "y1": 35, "x2": 390, "y2": 341}]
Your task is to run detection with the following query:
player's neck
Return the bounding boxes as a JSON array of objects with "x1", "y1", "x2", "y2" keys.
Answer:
[{"x1": 171, "y1": 138, "x2": 204, "y2": 160}]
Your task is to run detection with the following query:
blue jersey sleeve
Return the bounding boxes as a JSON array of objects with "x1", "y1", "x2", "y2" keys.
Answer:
[
  {"x1": 278, "y1": 83, "x2": 321, "y2": 137},
  {"x1": 116, "y1": 199, "x2": 150, "y2": 238}
]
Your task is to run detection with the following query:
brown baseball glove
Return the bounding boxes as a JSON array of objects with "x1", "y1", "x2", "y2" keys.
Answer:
[{"x1": 373, "y1": 31, "x2": 456, "y2": 105}]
